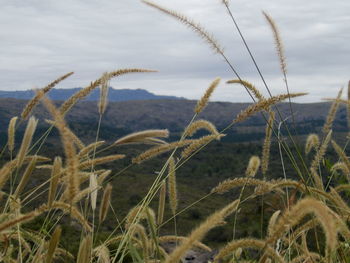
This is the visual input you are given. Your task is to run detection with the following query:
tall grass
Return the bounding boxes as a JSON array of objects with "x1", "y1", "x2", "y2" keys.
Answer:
[{"x1": 0, "y1": 1, "x2": 349, "y2": 262}]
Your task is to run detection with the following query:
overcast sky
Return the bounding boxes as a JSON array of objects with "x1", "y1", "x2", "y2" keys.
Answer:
[{"x1": 1, "y1": 0, "x2": 349, "y2": 103}]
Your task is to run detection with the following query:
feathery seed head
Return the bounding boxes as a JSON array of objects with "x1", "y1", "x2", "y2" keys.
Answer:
[
  {"x1": 99, "y1": 183, "x2": 112, "y2": 223},
  {"x1": 16, "y1": 116, "x2": 38, "y2": 169},
  {"x1": 245, "y1": 156, "x2": 261, "y2": 177},
  {"x1": 8, "y1": 116, "x2": 18, "y2": 152},
  {"x1": 305, "y1": 134, "x2": 320, "y2": 154},
  {"x1": 195, "y1": 78, "x2": 221, "y2": 114}
]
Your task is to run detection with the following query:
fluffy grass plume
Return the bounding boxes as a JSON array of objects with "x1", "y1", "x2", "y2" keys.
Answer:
[
  {"x1": 16, "y1": 116, "x2": 38, "y2": 169},
  {"x1": 99, "y1": 183, "x2": 112, "y2": 223},
  {"x1": 7, "y1": 116, "x2": 18, "y2": 153},
  {"x1": 59, "y1": 69, "x2": 156, "y2": 115},
  {"x1": 227, "y1": 79, "x2": 264, "y2": 101},
  {"x1": 45, "y1": 119, "x2": 85, "y2": 150},
  {"x1": 233, "y1": 93, "x2": 307, "y2": 123},
  {"x1": 165, "y1": 200, "x2": 239, "y2": 263},
  {"x1": 323, "y1": 88, "x2": 343, "y2": 135},
  {"x1": 78, "y1": 154, "x2": 125, "y2": 170},
  {"x1": 305, "y1": 133, "x2": 320, "y2": 154},
  {"x1": 245, "y1": 155, "x2": 261, "y2": 177},
  {"x1": 168, "y1": 157, "x2": 178, "y2": 215},
  {"x1": 98, "y1": 71, "x2": 110, "y2": 115},
  {"x1": 42, "y1": 97, "x2": 80, "y2": 201},
  {"x1": 14, "y1": 155, "x2": 37, "y2": 198},
  {"x1": 262, "y1": 11, "x2": 286, "y2": 76},
  {"x1": 181, "y1": 134, "x2": 224, "y2": 159},
  {"x1": 45, "y1": 226, "x2": 62, "y2": 263},
  {"x1": 48, "y1": 157, "x2": 62, "y2": 208},
  {"x1": 77, "y1": 235, "x2": 92, "y2": 263},
  {"x1": 331, "y1": 140, "x2": 350, "y2": 181},
  {"x1": 143, "y1": 1, "x2": 223, "y2": 55},
  {"x1": 211, "y1": 177, "x2": 273, "y2": 194},
  {"x1": 132, "y1": 140, "x2": 193, "y2": 164},
  {"x1": 157, "y1": 180, "x2": 166, "y2": 225},
  {"x1": 184, "y1": 119, "x2": 219, "y2": 138},
  {"x1": 78, "y1": 141, "x2": 105, "y2": 158},
  {"x1": 310, "y1": 130, "x2": 332, "y2": 173},
  {"x1": 90, "y1": 173, "x2": 98, "y2": 211},
  {"x1": 261, "y1": 111, "x2": 275, "y2": 175},
  {"x1": 214, "y1": 238, "x2": 284, "y2": 263},
  {"x1": 195, "y1": 78, "x2": 221, "y2": 113},
  {"x1": 114, "y1": 129, "x2": 169, "y2": 146},
  {"x1": 268, "y1": 198, "x2": 340, "y2": 257},
  {"x1": 21, "y1": 72, "x2": 74, "y2": 120}
]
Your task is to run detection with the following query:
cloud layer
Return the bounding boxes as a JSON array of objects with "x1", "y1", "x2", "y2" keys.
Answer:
[{"x1": 1, "y1": 0, "x2": 349, "y2": 102}]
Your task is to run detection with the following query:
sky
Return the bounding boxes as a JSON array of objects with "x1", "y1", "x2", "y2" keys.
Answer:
[{"x1": 0, "y1": 0, "x2": 349, "y2": 103}]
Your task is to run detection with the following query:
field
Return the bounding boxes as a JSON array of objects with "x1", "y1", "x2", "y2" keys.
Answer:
[{"x1": 0, "y1": 1, "x2": 349, "y2": 262}]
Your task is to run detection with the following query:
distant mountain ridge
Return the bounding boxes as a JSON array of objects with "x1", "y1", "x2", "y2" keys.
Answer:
[
  {"x1": 0, "y1": 88, "x2": 183, "y2": 101},
  {"x1": 0, "y1": 98, "x2": 346, "y2": 143}
]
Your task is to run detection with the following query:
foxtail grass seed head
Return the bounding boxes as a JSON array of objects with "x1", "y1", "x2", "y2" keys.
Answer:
[
  {"x1": 98, "y1": 72, "x2": 110, "y2": 115},
  {"x1": 184, "y1": 120, "x2": 219, "y2": 138},
  {"x1": 8, "y1": 116, "x2": 18, "y2": 153},
  {"x1": 99, "y1": 183, "x2": 112, "y2": 223},
  {"x1": 78, "y1": 141, "x2": 105, "y2": 158},
  {"x1": 143, "y1": 1, "x2": 224, "y2": 55},
  {"x1": 331, "y1": 162, "x2": 350, "y2": 177},
  {"x1": 233, "y1": 93, "x2": 307, "y2": 123},
  {"x1": 42, "y1": 96, "x2": 80, "y2": 201},
  {"x1": 168, "y1": 157, "x2": 178, "y2": 215},
  {"x1": 14, "y1": 155, "x2": 38, "y2": 198},
  {"x1": 181, "y1": 134, "x2": 224, "y2": 160},
  {"x1": 227, "y1": 79, "x2": 264, "y2": 101},
  {"x1": 46, "y1": 226, "x2": 62, "y2": 263},
  {"x1": 94, "y1": 245, "x2": 110, "y2": 263},
  {"x1": 90, "y1": 173, "x2": 98, "y2": 211},
  {"x1": 331, "y1": 140, "x2": 350, "y2": 182},
  {"x1": 114, "y1": 129, "x2": 169, "y2": 146},
  {"x1": 195, "y1": 78, "x2": 221, "y2": 113},
  {"x1": 310, "y1": 130, "x2": 332, "y2": 172},
  {"x1": 262, "y1": 111, "x2": 275, "y2": 175},
  {"x1": 267, "y1": 210, "x2": 281, "y2": 237},
  {"x1": 77, "y1": 235, "x2": 92, "y2": 263},
  {"x1": 48, "y1": 157, "x2": 62, "y2": 208},
  {"x1": 157, "y1": 180, "x2": 166, "y2": 225},
  {"x1": 214, "y1": 238, "x2": 284, "y2": 263},
  {"x1": 262, "y1": 11, "x2": 287, "y2": 76},
  {"x1": 323, "y1": 88, "x2": 343, "y2": 136},
  {"x1": 79, "y1": 154, "x2": 125, "y2": 170},
  {"x1": 60, "y1": 69, "x2": 156, "y2": 115},
  {"x1": 211, "y1": 177, "x2": 273, "y2": 194},
  {"x1": 165, "y1": 200, "x2": 239, "y2": 263},
  {"x1": 245, "y1": 156, "x2": 261, "y2": 177},
  {"x1": 21, "y1": 72, "x2": 74, "y2": 120},
  {"x1": 268, "y1": 198, "x2": 339, "y2": 257},
  {"x1": 16, "y1": 116, "x2": 38, "y2": 169},
  {"x1": 132, "y1": 140, "x2": 192, "y2": 164},
  {"x1": 305, "y1": 133, "x2": 320, "y2": 154}
]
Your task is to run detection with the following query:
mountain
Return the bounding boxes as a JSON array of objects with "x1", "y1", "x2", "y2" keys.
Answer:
[
  {"x1": 0, "y1": 98, "x2": 346, "y2": 143},
  {"x1": 0, "y1": 88, "x2": 182, "y2": 101}
]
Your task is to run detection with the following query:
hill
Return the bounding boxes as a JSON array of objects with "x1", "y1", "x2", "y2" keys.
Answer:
[
  {"x1": 0, "y1": 98, "x2": 346, "y2": 144},
  {"x1": 0, "y1": 87, "x2": 182, "y2": 101}
]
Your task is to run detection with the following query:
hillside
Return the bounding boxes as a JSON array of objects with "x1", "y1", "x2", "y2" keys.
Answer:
[
  {"x1": 0, "y1": 98, "x2": 346, "y2": 144},
  {"x1": 0, "y1": 87, "x2": 182, "y2": 101}
]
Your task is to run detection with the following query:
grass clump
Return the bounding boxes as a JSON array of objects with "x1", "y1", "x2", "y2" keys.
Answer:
[{"x1": 0, "y1": 1, "x2": 349, "y2": 263}]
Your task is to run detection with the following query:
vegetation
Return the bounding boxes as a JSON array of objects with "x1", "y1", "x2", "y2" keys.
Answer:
[{"x1": 0, "y1": 1, "x2": 349, "y2": 262}]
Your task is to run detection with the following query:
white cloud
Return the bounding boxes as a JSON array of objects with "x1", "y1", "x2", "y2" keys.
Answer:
[{"x1": 0, "y1": 0, "x2": 349, "y2": 102}]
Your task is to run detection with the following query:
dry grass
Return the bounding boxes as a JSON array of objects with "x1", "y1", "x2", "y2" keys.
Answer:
[{"x1": 0, "y1": 2, "x2": 349, "y2": 263}]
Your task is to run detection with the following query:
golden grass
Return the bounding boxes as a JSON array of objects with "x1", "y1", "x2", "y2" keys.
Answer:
[{"x1": 0, "y1": 3, "x2": 349, "y2": 262}]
